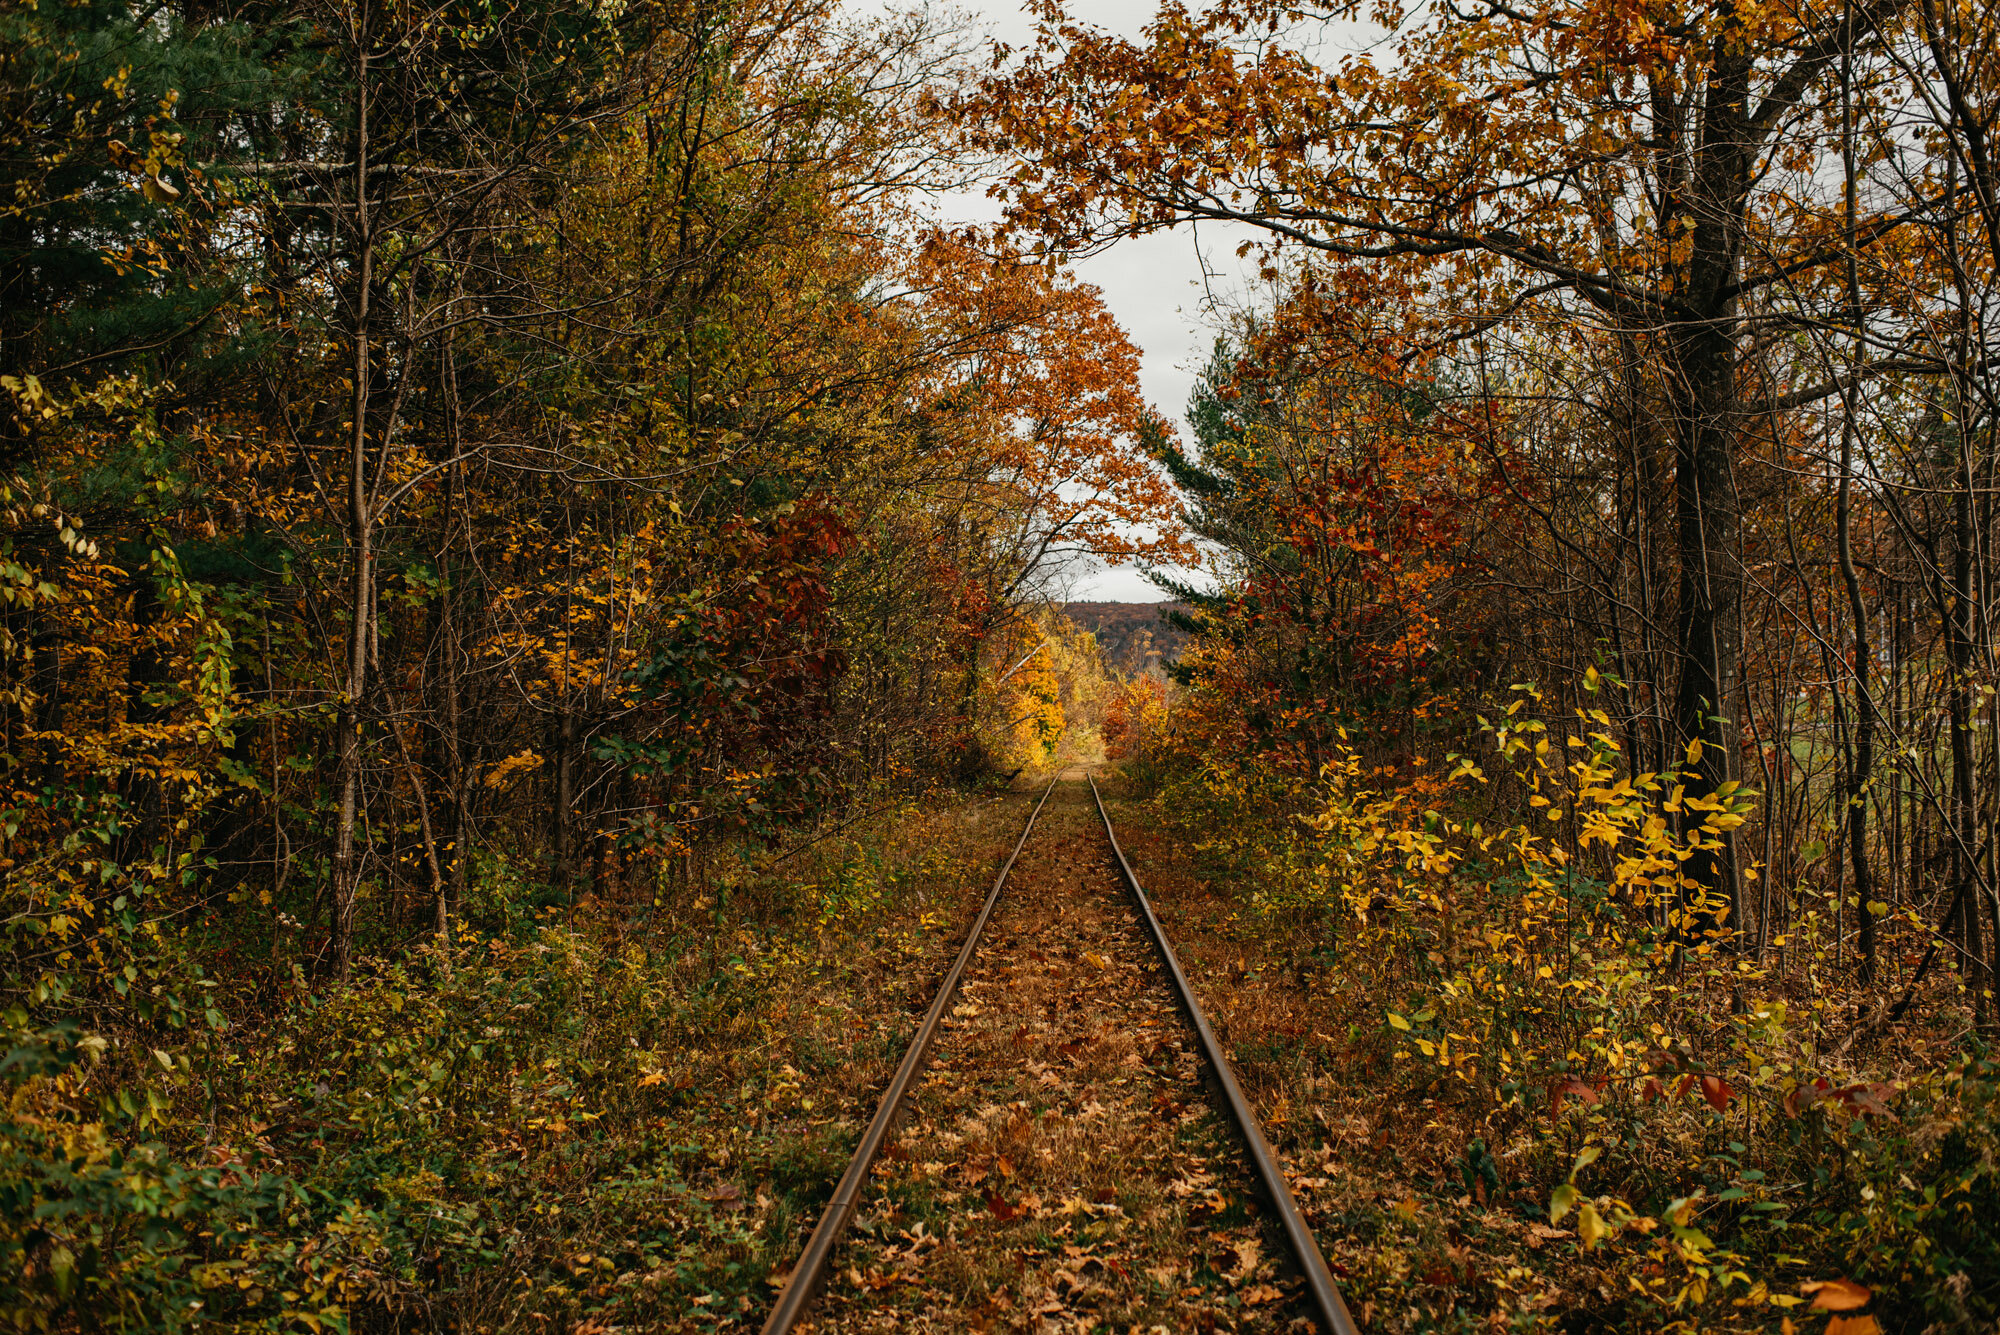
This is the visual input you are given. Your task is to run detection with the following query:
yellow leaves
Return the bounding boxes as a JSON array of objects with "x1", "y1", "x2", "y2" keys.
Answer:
[
  {"x1": 483, "y1": 750, "x2": 543, "y2": 790},
  {"x1": 1575, "y1": 1201, "x2": 1608, "y2": 1247},
  {"x1": 0, "y1": 373, "x2": 63, "y2": 424},
  {"x1": 1386, "y1": 1010, "x2": 1411, "y2": 1030}
]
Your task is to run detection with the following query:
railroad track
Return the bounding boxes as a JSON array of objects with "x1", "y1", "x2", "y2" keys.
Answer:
[{"x1": 761, "y1": 770, "x2": 1362, "y2": 1334}]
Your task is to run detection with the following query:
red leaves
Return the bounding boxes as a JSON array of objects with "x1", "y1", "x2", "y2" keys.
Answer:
[
  {"x1": 1698, "y1": 1074, "x2": 1733, "y2": 1112},
  {"x1": 1785, "y1": 1078, "x2": 1833, "y2": 1119},
  {"x1": 1547, "y1": 1076, "x2": 1600, "y2": 1120},
  {"x1": 1785, "y1": 1079, "x2": 1899, "y2": 1122},
  {"x1": 1839, "y1": 1083, "x2": 1899, "y2": 1119},
  {"x1": 982, "y1": 1189, "x2": 1020, "y2": 1221},
  {"x1": 1634, "y1": 1046, "x2": 1733, "y2": 1112},
  {"x1": 904, "y1": 231, "x2": 1190, "y2": 564},
  {"x1": 1558, "y1": 1067, "x2": 1740, "y2": 1119}
]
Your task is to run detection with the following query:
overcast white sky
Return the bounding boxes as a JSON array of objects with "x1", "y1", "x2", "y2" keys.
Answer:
[{"x1": 886, "y1": 0, "x2": 1387, "y2": 600}]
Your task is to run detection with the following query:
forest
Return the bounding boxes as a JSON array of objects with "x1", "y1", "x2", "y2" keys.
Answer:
[{"x1": 3, "y1": 0, "x2": 1999, "y2": 1328}]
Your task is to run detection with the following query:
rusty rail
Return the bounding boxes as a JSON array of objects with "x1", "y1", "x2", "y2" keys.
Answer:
[
  {"x1": 762, "y1": 772, "x2": 1361, "y2": 1334},
  {"x1": 760, "y1": 774, "x2": 1059, "y2": 1335},
  {"x1": 1088, "y1": 772, "x2": 1362, "y2": 1335}
]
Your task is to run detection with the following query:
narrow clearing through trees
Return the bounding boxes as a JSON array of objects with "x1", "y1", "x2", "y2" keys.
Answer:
[{"x1": 774, "y1": 774, "x2": 1354, "y2": 1334}]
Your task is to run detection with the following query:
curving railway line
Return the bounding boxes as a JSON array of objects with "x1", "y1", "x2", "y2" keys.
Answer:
[{"x1": 761, "y1": 771, "x2": 1362, "y2": 1334}]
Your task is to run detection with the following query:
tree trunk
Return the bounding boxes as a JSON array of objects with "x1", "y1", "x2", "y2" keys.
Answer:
[
  {"x1": 1948, "y1": 472, "x2": 1985, "y2": 1023},
  {"x1": 1667, "y1": 313, "x2": 1744, "y2": 933},
  {"x1": 1666, "y1": 46, "x2": 1753, "y2": 936},
  {"x1": 330, "y1": 33, "x2": 375, "y2": 982},
  {"x1": 552, "y1": 705, "x2": 576, "y2": 894},
  {"x1": 29, "y1": 605, "x2": 60, "y2": 788},
  {"x1": 116, "y1": 575, "x2": 168, "y2": 869},
  {"x1": 1838, "y1": 24, "x2": 1878, "y2": 983}
]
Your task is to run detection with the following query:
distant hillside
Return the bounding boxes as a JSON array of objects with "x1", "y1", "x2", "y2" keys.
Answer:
[{"x1": 1065, "y1": 601, "x2": 1192, "y2": 675}]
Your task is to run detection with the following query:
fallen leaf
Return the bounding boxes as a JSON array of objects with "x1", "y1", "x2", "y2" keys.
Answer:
[{"x1": 1827, "y1": 1317, "x2": 1882, "y2": 1335}]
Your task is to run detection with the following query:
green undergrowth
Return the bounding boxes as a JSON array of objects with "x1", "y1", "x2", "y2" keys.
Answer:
[
  {"x1": 2, "y1": 793, "x2": 1020, "y2": 1333},
  {"x1": 1106, "y1": 762, "x2": 2000, "y2": 1335}
]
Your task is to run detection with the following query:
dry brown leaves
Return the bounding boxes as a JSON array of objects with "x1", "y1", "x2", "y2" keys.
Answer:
[{"x1": 800, "y1": 783, "x2": 1312, "y2": 1332}]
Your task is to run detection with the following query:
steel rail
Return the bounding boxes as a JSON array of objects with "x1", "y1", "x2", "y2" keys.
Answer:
[
  {"x1": 1087, "y1": 773, "x2": 1363, "y2": 1335},
  {"x1": 761, "y1": 774, "x2": 1060, "y2": 1335}
]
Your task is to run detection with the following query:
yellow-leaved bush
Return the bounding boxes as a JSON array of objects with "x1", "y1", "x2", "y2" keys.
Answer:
[{"x1": 1147, "y1": 677, "x2": 1999, "y2": 1321}]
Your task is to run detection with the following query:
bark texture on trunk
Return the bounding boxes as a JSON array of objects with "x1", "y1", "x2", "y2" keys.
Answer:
[{"x1": 330, "y1": 33, "x2": 374, "y2": 982}]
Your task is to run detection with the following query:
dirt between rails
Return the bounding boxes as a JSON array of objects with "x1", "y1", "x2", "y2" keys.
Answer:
[{"x1": 799, "y1": 778, "x2": 1316, "y2": 1334}]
